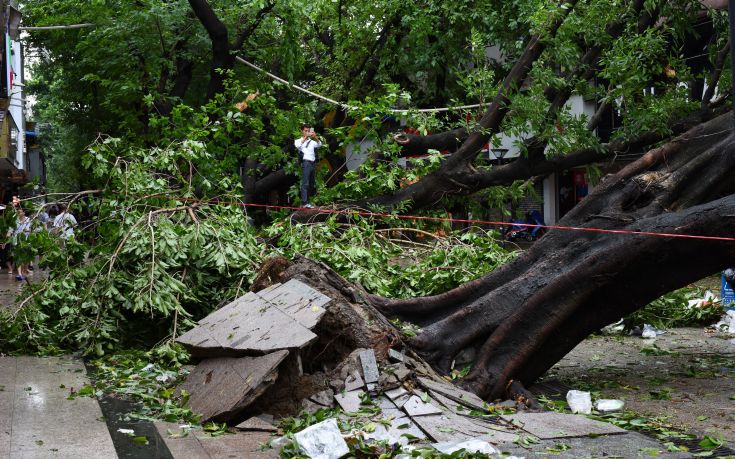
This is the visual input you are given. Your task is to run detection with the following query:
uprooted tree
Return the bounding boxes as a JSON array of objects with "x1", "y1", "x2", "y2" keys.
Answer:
[{"x1": 15, "y1": 0, "x2": 735, "y2": 404}]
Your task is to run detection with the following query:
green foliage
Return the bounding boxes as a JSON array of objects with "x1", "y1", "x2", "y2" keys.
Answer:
[
  {"x1": 625, "y1": 286, "x2": 725, "y2": 330},
  {"x1": 266, "y1": 216, "x2": 513, "y2": 299}
]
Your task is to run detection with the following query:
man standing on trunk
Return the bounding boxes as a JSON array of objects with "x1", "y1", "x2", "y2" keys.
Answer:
[{"x1": 294, "y1": 124, "x2": 321, "y2": 209}]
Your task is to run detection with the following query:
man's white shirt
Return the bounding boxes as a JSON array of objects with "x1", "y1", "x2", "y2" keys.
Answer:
[{"x1": 294, "y1": 138, "x2": 321, "y2": 162}]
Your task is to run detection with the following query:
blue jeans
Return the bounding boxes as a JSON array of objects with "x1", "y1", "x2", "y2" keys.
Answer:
[{"x1": 300, "y1": 160, "x2": 316, "y2": 204}]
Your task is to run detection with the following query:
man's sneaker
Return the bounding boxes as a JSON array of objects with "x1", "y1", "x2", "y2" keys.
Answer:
[{"x1": 304, "y1": 203, "x2": 315, "y2": 209}]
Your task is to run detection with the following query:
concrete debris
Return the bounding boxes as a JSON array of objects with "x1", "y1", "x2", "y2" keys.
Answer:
[
  {"x1": 388, "y1": 348, "x2": 405, "y2": 362},
  {"x1": 309, "y1": 390, "x2": 334, "y2": 407},
  {"x1": 393, "y1": 364, "x2": 411, "y2": 382},
  {"x1": 293, "y1": 418, "x2": 350, "y2": 459},
  {"x1": 334, "y1": 390, "x2": 364, "y2": 413},
  {"x1": 178, "y1": 351, "x2": 289, "y2": 422},
  {"x1": 417, "y1": 376, "x2": 486, "y2": 411},
  {"x1": 433, "y1": 438, "x2": 498, "y2": 455},
  {"x1": 235, "y1": 416, "x2": 278, "y2": 432},
  {"x1": 594, "y1": 399, "x2": 624, "y2": 413},
  {"x1": 566, "y1": 390, "x2": 592, "y2": 414},
  {"x1": 501, "y1": 412, "x2": 627, "y2": 439},
  {"x1": 402, "y1": 394, "x2": 443, "y2": 417},
  {"x1": 258, "y1": 279, "x2": 332, "y2": 329},
  {"x1": 344, "y1": 370, "x2": 365, "y2": 392},
  {"x1": 378, "y1": 371, "x2": 400, "y2": 390},
  {"x1": 359, "y1": 349, "x2": 380, "y2": 386},
  {"x1": 177, "y1": 292, "x2": 317, "y2": 357},
  {"x1": 384, "y1": 386, "x2": 408, "y2": 401}
]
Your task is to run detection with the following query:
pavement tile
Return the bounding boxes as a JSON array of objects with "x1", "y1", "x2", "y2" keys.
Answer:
[
  {"x1": 5, "y1": 356, "x2": 116, "y2": 459},
  {"x1": 501, "y1": 411, "x2": 627, "y2": 439}
]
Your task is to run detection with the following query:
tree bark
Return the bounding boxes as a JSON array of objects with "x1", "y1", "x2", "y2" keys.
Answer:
[{"x1": 374, "y1": 112, "x2": 735, "y2": 400}]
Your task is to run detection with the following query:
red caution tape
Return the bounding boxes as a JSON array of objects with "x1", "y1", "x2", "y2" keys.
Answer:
[{"x1": 171, "y1": 197, "x2": 735, "y2": 243}]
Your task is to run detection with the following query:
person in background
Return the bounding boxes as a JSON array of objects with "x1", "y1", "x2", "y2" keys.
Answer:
[
  {"x1": 294, "y1": 124, "x2": 322, "y2": 209},
  {"x1": 52, "y1": 203, "x2": 77, "y2": 240},
  {"x1": 12, "y1": 206, "x2": 31, "y2": 281},
  {"x1": 0, "y1": 205, "x2": 13, "y2": 274}
]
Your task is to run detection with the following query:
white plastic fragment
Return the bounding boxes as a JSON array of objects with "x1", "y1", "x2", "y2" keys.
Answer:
[
  {"x1": 594, "y1": 399, "x2": 624, "y2": 413},
  {"x1": 714, "y1": 310, "x2": 735, "y2": 334},
  {"x1": 117, "y1": 428, "x2": 135, "y2": 435},
  {"x1": 141, "y1": 363, "x2": 155, "y2": 372},
  {"x1": 687, "y1": 290, "x2": 716, "y2": 309},
  {"x1": 566, "y1": 390, "x2": 592, "y2": 414},
  {"x1": 293, "y1": 418, "x2": 350, "y2": 459},
  {"x1": 433, "y1": 439, "x2": 498, "y2": 455},
  {"x1": 641, "y1": 324, "x2": 665, "y2": 338}
]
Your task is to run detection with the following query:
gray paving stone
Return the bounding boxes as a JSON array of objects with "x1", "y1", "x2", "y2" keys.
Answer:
[
  {"x1": 3, "y1": 356, "x2": 116, "y2": 459},
  {"x1": 334, "y1": 390, "x2": 364, "y2": 412},
  {"x1": 177, "y1": 292, "x2": 317, "y2": 357},
  {"x1": 344, "y1": 370, "x2": 364, "y2": 391},
  {"x1": 417, "y1": 376, "x2": 486, "y2": 411},
  {"x1": 257, "y1": 279, "x2": 331, "y2": 329},
  {"x1": 235, "y1": 416, "x2": 278, "y2": 432},
  {"x1": 359, "y1": 349, "x2": 379, "y2": 385},
  {"x1": 501, "y1": 412, "x2": 628, "y2": 439},
  {"x1": 403, "y1": 394, "x2": 443, "y2": 417},
  {"x1": 179, "y1": 351, "x2": 289, "y2": 422},
  {"x1": 410, "y1": 413, "x2": 519, "y2": 445}
]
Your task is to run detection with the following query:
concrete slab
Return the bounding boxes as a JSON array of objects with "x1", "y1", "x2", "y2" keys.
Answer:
[
  {"x1": 256, "y1": 279, "x2": 331, "y2": 329},
  {"x1": 498, "y1": 431, "x2": 691, "y2": 458},
  {"x1": 334, "y1": 390, "x2": 364, "y2": 413},
  {"x1": 235, "y1": 417, "x2": 278, "y2": 432},
  {"x1": 417, "y1": 376, "x2": 486, "y2": 411},
  {"x1": 156, "y1": 422, "x2": 279, "y2": 458},
  {"x1": 358, "y1": 349, "x2": 379, "y2": 385},
  {"x1": 403, "y1": 394, "x2": 443, "y2": 417},
  {"x1": 177, "y1": 292, "x2": 317, "y2": 357},
  {"x1": 0, "y1": 357, "x2": 16, "y2": 459},
  {"x1": 154, "y1": 423, "x2": 209, "y2": 459},
  {"x1": 179, "y1": 351, "x2": 289, "y2": 422},
  {"x1": 501, "y1": 412, "x2": 628, "y2": 439},
  {"x1": 2, "y1": 356, "x2": 116, "y2": 459}
]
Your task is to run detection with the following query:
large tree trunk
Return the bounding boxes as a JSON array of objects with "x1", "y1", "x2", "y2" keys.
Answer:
[{"x1": 372, "y1": 112, "x2": 735, "y2": 400}]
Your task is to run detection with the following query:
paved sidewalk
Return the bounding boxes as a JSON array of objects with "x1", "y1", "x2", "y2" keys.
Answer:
[{"x1": 0, "y1": 355, "x2": 117, "y2": 459}]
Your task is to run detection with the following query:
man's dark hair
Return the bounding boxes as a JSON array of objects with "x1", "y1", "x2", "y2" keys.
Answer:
[{"x1": 300, "y1": 123, "x2": 312, "y2": 130}]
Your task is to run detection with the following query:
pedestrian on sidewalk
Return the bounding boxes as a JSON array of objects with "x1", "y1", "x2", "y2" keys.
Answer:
[
  {"x1": 52, "y1": 203, "x2": 77, "y2": 240},
  {"x1": 294, "y1": 124, "x2": 323, "y2": 209},
  {"x1": 0, "y1": 204, "x2": 13, "y2": 274},
  {"x1": 12, "y1": 206, "x2": 31, "y2": 281}
]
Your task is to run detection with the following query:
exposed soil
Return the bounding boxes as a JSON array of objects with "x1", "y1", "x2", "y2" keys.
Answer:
[{"x1": 544, "y1": 327, "x2": 735, "y2": 447}]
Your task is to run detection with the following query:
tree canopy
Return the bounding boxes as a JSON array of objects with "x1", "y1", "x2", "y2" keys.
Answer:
[{"x1": 6, "y1": 0, "x2": 735, "y2": 403}]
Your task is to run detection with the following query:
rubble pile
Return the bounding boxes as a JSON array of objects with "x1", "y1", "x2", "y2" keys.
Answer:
[{"x1": 170, "y1": 277, "x2": 627, "y2": 458}]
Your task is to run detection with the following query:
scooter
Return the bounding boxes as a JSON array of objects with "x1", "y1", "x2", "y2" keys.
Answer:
[{"x1": 504, "y1": 210, "x2": 546, "y2": 241}]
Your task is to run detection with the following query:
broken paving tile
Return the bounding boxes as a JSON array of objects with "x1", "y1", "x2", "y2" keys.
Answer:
[
  {"x1": 309, "y1": 390, "x2": 334, "y2": 407},
  {"x1": 235, "y1": 417, "x2": 278, "y2": 432},
  {"x1": 402, "y1": 394, "x2": 443, "y2": 417},
  {"x1": 293, "y1": 418, "x2": 349, "y2": 459},
  {"x1": 388, "y1": 348, "x2": 405, "y2": 362},
  {"x1": 359, "y1": 349, "x2": 379, "y2": 385},
  {"x1": 257, "y1": 279, "x2": 331, "y2": 330},
  {"x1": 178, "y1": 351, "x2": 288, "y2": 422},
  {"x1": 334, "y1": 390, "x2": 364, "y2": 413},
  {"x1": 375, "y1": 396, "x2": 403, "y2": 419},
  {"x1": 387, "y1": 416, "x2": 426, "y2": 444},
  {"x1": 417, "y1": 376, "x2": 486, "y2": 411},
  {"x1": 385, "y1": 386, "x2": 408, "y2": 401},
  {"x1": 500, "y1": 412, "x2": 627, "y2": 439},
  {"x1": 177, "y1": 293, "x2": 317, "y2": 357},
  {"x1": 344, "y1": 371, "x2": 365, "y2": 391}
]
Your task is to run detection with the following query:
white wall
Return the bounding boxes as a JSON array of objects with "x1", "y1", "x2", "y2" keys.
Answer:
[{"x1": 7, "y1": 38, "x2": 24, "y2": 170}]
